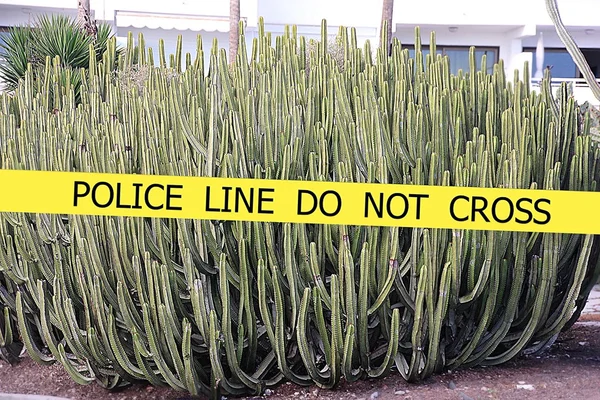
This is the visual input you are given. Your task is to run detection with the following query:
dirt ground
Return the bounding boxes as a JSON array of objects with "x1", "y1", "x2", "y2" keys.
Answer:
[{"x1": 2, "y1": 317, "x2": 600, "y2": 400}]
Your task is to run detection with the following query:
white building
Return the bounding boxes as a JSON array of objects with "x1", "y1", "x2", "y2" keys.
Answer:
[{"x1": 0, "y1": 0, "x2": 599, "y2": 106}]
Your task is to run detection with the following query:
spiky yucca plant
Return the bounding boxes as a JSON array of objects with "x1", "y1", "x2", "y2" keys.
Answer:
[
  {"x1": 0, "y1": 14, "x2": 119, "y2": 96},
  {"x1": 1, "y1": 19, "x2": 600, "y2": 399}
]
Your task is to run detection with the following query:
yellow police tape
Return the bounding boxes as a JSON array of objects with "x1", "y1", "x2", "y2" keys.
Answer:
[{"x1": 0, "y1": 169, "x2": 597, "y2": 234}]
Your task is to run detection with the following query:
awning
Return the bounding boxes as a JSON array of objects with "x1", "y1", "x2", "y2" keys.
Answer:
[{"x1": 115, "y1": 11, "x2": 230, "y2": 32}]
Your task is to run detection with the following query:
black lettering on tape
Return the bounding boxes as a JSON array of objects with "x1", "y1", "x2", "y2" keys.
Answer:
[
  {"x1": 235, "y1": 187, "x2": 253, "y2": 213},
  {"x1": 364, "y1": 192, "x2": 383, "y2": 218},
  {"x1": 145, "y1": 184, "x2": 164, "y2": 210},
  {"x1": 449, "y1": 195, "x2": 469, "y2": 222},
  {"x1": 320, "y1": 190, "x2": 342, "y2": 217},
  {"x1": 205, "y1": 186, "x2": 220, "y2": 212},
  {"x1": 132, "y1": 183, "x2": 143, "y2": 209},
  {"x1": 258, "y1": 188, "x2": 275, "y2": 214},
  {"x1": 298, "y1": 190, "x2": 318, "y2": 215},
  {"x1": 92, "y1": 182, "x2": 114, "y2": 208},
  {"x1": 515, "y1": 198, "x2": 533, "y2": 224},
  {"x1": 471, "y1": 196, "x2": 490, "y2": 222},
  {"x1": 221, "y1": 187, "x2": 232, "y2": 212},
  {"x1": 491, "y1": 197, "x2": 514, "y2": 223},
  {"x1": 166, "y1": 185, "x2": 183, "y2": 211},
  {"x1": 73, "y1": 181, "x2": 90, "y2": 206},
  {"x1": 534, "y1": 198, "x2": 551, "y2": 224},
  {"x1": 409, "y1": 193, "x2": 429, "y2": 219},
  {"x1": 386, "y1": 193, "x2": 409, "y2": 219},
  {"x1": 116, "y1": 183, "x2": 131, "y2": 209}
]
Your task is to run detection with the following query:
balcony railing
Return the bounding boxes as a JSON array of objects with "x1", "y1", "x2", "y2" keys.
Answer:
[{"x1": 530, "y1": 77, "x2": 600, "y2": 108}]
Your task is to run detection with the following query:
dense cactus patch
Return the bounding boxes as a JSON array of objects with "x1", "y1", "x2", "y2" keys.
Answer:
[{"x1": 1, "y1": 20, "x2": 600, "y2": 398}]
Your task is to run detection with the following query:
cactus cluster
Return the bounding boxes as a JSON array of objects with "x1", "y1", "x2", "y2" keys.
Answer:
[{"x1": 1, "y1": 19, "x2": 600, "y2": 398}]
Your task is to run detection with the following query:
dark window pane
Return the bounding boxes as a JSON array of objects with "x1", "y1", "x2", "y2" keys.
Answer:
[
  {"x1": 445, "y1": 49, "x2": 495, "y2": 74},
  {"x1": 475, "y1": 50, "x2": 495, "y2": 74},
  {"x1": 444, "y1": 49, "x2": 470, "y2": 74},
  {"x1": 407, "y1": 48, "x2": 444, "y2": 71},
  {"x1": 531, "y1": 50, "x2": 577, "y2": 78},
  {"x1": 405, "y1": 46, "x2": 497, "y2": 74}
]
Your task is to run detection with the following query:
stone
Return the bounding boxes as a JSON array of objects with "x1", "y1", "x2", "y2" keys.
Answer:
[{"x1": 516, "y1": 384, "x2": 535, "y2": 391}]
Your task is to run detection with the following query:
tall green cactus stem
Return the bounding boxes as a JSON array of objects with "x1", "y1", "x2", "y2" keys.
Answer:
[
  {"x1": 545, "y1": 0, "x2": 600, "y2": 102},
  {"x1": 1, "y1": 19, "x2": 600, "y2": 397}
]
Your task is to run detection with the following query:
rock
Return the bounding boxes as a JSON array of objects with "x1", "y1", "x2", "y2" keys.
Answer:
[
  {"x1": 481, "y1": 386, "x2": 488, "y2": 391},
  {"x1": 264, "y1": 389, "x2": 274, "y2": 396},
  {"x1": 394, "y1": 390, "x2": 406, "y2": 395},
  {"x1": 448, "y1": 380, "x2": 457, "y2": 390},
  {"x1": 516, "y1": 384, "x2": 535, "y2": 391},
  {"x1": 459, "y1": 393, "x2": 474, "y2": 400},
  {"x1": 369, "y1": 392, "x2": 379, "y2": 400}
]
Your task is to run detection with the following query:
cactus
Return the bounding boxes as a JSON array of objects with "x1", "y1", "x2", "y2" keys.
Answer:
[
  {"x1": 1, "y1": 18, "x2": 600, "y2": 398},
  {"x1": 0, "y1": 275, "x2": 24, "y2": 365}
]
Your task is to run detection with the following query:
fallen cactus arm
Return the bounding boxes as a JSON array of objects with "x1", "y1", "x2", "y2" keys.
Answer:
[{"x1": 0, "y1": 18, "x2": 600, "y2": 398}]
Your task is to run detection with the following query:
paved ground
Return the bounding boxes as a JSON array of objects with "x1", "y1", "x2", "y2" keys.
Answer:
[{"x1": 582, "y1": 284, "x2": 600, "y2": 315}]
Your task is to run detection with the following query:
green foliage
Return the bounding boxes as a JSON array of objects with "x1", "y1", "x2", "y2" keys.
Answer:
[
  {"x1": 0, "y1": 14, "x2": 120, "y2": 95},
  {"x1": 0, "y1": 297, "x2": 23, "y2": 365},
  {"x1": 1, "y1": 19, "x2": 600, "y2": 398},
  {"x1": 0, "y1": 25, "x2": 33, "y2": 90}
]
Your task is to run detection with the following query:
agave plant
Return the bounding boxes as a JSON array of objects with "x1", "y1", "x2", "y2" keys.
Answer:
[
  {"x1": 0, "y1": 18, "x2": 599, "y2": 399},
  {"x1": 0, "y1": 25, "x2": 33, "y2": 90},
  {"x1": 0, "y1": 14, "x2": 120, "y2": 96}
]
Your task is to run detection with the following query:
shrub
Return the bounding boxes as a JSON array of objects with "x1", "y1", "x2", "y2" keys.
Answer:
[
  {"x1": 1, "y1": 20, "x2": 600, "y2": 398},
  {"x1": 0, "y1": 14, "x2": 120, "y2": 97}
]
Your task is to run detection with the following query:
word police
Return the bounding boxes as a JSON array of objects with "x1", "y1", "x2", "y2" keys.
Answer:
[{"x1": 73, "y1": 181, "x2": 183, "y2": 210}]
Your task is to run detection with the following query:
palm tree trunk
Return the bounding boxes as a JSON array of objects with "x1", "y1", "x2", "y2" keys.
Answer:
[
  {"x1": 229, "y1": 0, "x2": 240, "y2": 64},
  {"x1": 77, "y1": 0, "x2": 97, "y2": 36},
  {"x1": 380, "y1": 0, "x2": 394, "y2": 55}
]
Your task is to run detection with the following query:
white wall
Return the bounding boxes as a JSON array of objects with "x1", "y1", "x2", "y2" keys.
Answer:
[
  {"x1": 257, "y1": 0, "x2": 381, "y2": 48},
  {"x1": 0, "y1": 0, "x2": 74, "y2": 9},
  {"x1": 0, "y1": 5, "x2": 77, "y2": 27},
  {"x1": 257, "y1": 0, "x2": 380, "y2": 28},
  {"x1": 392, "y1": 0, "x2": 600, "y2": 28},
  {"x1": 522, "y1": 29, "x2": 600, "y2": 49}
]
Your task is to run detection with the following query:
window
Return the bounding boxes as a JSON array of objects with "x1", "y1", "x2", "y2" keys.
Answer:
[
  {"x1": 523, "y1": 47, "x2": 600, "y2": 79},
  {"x1": 523, "y1": 47, "x2": 578, "y2": 78},
  {"x1": 404, "y1": 45, "x2": 498, "y2": 75}
]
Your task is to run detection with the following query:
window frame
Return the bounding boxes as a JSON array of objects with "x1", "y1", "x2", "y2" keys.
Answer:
[{"x1": 402, "y1": 44, "x2": 499, "y2": 72}]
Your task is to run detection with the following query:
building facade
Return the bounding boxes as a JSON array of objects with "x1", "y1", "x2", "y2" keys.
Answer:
[{"x1": 1, "y1": 0, "x2": 599, "y2": 105}]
